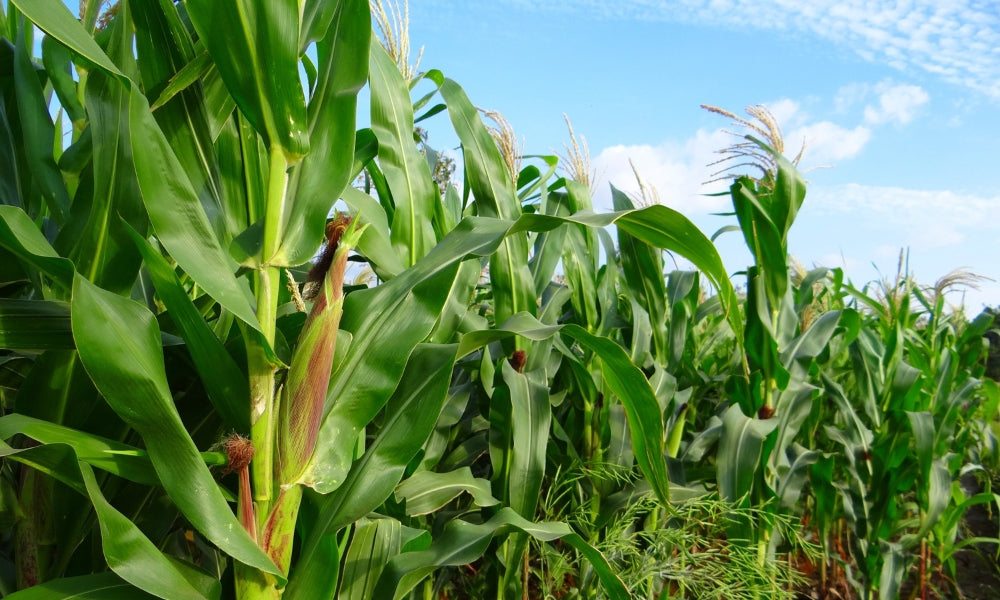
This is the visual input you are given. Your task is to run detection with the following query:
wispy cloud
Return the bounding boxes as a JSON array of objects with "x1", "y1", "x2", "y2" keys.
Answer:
[
  {"x1": 857, "y1": 81, "x2": 931, "y2": 125},
  {"x1": 593, "y1": 128, "x2": 733, "y2": 213},
  {"x1": 593, "y1": 99, "x2": 871, "y2": 211},
  {"x1": 809, "y1": 183, "x2": 1000, "y2": 249},
  {"x1": 509, "y1": 0, "x2": 1000, "y2": 101}
]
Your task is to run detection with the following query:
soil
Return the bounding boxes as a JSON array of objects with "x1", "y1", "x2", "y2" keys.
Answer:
[
  {"x1": 793, "y1": 475, "x2": 1000, "y2": 600},
  {"x1": 952, "y1": 484, "x2": 1000, "y2": 600}
]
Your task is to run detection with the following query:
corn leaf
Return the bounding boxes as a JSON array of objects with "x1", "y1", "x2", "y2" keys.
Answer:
[
  {"x1": 70, "y1": 5, "x2": 146, "y2": 296},
  {"x1": 70, "y1": 274, "x2": 281, "y2": 580},
  {"x1": 0, "y1": 443, "x2": 211, "y2": 600},
  {"x1": 279, "y1": 0, "x2": 369, "y2": 266},
  {"x1": 0, "y1": 299, "x2": 74, "y2": 350},
  {"x1": 2, "y1": 572, "x2": 156, "y2": 600},
  {"x1": 369, "y1": 41, "x2": 438, "y2": 268},
  {"x1": 339, "y1": 519, "x2": 402, "y2": 600},
  {"x1": 395, "y1": 467, "x2": 499, "y2": 516},
  {"x1": 10, "y1": 0, "x2": 127, "y2": 83},
  {"x1": 185, "y1": 0, "x2": 308, "y2": 157},
  {"x1": 501, "y1": 363, "x2": 550, "y2": 518},
  {"x1": 562, "y1": 324, "x2": 672, "y2": 507},
  {"x1": 132, "y1": 0, "x2": 230, "y2": 244},
  {"x1": 373, "y1": 508, "x2": 628, "y2": 600},
  {"x1": 127, "y1": 86, "x2": 263, "y2": 335},
  {"x1": 13, "y1": 25, "x2": 69, "y2": 223},
  {"x1": 0, "y1": 414, "x2": 157, "y2": 484},
  {"x1": 126, "y1": 225, "x2": 250, "y2": 432},
  {"x1": 285, "y1": 343, "x2": 457, "y2": 600},
  {"x1": 441, "y1": 79, "x2": 536, "y2": 325},
  {"x1": 0, "y1": 205, "x2": 74, "y2": 291}
]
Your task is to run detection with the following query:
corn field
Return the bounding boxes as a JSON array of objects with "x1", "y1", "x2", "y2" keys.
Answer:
[{"x1": 0, "y1": 2, "x2": 997, "y2": 599}]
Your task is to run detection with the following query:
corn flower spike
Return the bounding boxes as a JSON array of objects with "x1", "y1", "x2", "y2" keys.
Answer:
[{"x1": 279, "y1": 214, "x2": 365, "y2": 485}]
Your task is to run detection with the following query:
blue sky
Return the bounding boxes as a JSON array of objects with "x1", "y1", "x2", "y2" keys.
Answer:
[
  {"x1": 31, "y1": 0, "x2": 1000, "y2": 311},
  {"x1": 400, "y1": 0, "x2": 1000, "y2": 312}
]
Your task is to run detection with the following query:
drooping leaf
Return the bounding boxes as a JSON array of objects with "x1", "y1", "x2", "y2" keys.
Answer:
[
  {"x1": 372, "y1": 508, "x2": 628, "y2": 600},
  {"x1": 127, "y1": 86, "x2": 263, "y2": 334},
  {"x1": 10, "y1": 0, "x2": 127, "y2": 83},
  {"x1": 0, "y1": 414, "x2": 156, "y2": 484},
  {"x1": 0, "y1": 205, "x2": 74, "y2": 292},
  {"x1": 126, "y1": 225, "x2": 250, "y2": 432},
  {"x1": 2, "y1": 572, "x2": 156, "y2": 600},
  {"x1": 562, "y1": 325, "x2": 671, "y2": 507},
  {"x1": 70, "y1": 274, "x2": 281, "y2": 580},
  {"x1": 0, "y1": 443, "x2": 211, "y2": 600}
]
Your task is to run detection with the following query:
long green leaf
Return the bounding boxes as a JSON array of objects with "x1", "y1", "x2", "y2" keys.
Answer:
[
  {"x1": 132, "y1": 0, "x2": 230, "y2": 245},
  {"x1": 0, "y1": 299, "x2": 74, "y2": 350},
  {"x1": 369, "y1": 40, "x2": 437, "y2": 268},
  {"x1": 305, "y1": 266, "x2": 463, "y2": 493},
  {"x1": 717, "y1": 403, "x2": 777, "y2": 505},
  {"x1": 0, "y1": 414, "x2": 156, "y2": 484},
  {"x1": 562, "y1": 324, "x2": 671, "y2": 507},
  {"x1": 502, "y1": 362, "x2": 550, "y2": 517},
  {"x1": 440, "y1": 78, "x2": 535, "y2": 326},
  {"x1": 70, "y1": 275, "x2": 281, "y2": 580},
  {"x1": 13, "y1": 25, "x2": 69, "y2": 223},
  {"x1": 3, "y1": 572, "x2": 156, "y2": 600},
  {"x1": 395, "y1": 467, "x2": 499, "y2": 516},
  {"x1": 613, "y1": 185, "x2": 668, "y2": 358},
  {"x1": 185, "y1": 0, "x2": 308, "y2": 157},
  {"x1": 341, "y1": 186, "x2": 405, "y2": 277},
  {"x1": 0, "y1": 443, "x2": 210, "y2": 600},
  {"x1": 70, "y1": 4, "x2": 146, "y2": 296},
  {"x1": 613, "y1": 204, "x2": 744, "y2": 361},
  {"x1": 10, "y1": 0, "x2": 127, "y2": 83},
  {"x1": 372, "y1": 508, "x2": 628, "y2": 600},
  {"x1": 278, "y1": 0, "x2": 369, "y2": 266},
  {"x1": 127, "y1": 86, "x2": 262, "y2": 334},
  {"x1": 0, "y1": 205, "x2": 74, "y2": 291},
  {"x1": 126, "y1": 226, "x2": 250, "y2": 432},
  {"x1": 339, "y1": 518, "x2": 401, "y2": 600},
  {"x1": 285, "y1": 343, "x2": 457, "y2": 600}
]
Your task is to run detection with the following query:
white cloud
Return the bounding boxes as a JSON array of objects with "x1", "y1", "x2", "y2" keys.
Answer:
[
  {"x1": 593, "y1": 128, "x2": 734, "y2": 213},
  {"x1": 809, "y1": 183, "x2": 1000, "y2": 249},
  {"x1": 505, "y1": 0, "x2": 1000, "y2": 101},
  {"x1": 786, "y1": 121, "x2": 871, "y2": 163},
  {"x1": 863, "y1": 82, "x2": 930, "y2": 125},
  {"x1": 592, "y1": 101, "x2": 873, "y2": 213}
]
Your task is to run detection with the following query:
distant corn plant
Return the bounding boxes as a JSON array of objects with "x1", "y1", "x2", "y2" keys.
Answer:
[{"x1": 2, "y1": 3, "x2": 995, "y2": 600}]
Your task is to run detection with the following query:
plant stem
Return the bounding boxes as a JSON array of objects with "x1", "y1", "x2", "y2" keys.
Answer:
[
  {"x1": 249, "y1": 271, "x2": 278, "y2": 511},
  {"x1": 249, "y1": 149, "x2": 289, "y2": 542}
]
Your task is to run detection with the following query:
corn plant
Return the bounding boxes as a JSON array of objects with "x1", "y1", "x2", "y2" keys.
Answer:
[
  {"x1": 4, "y1": 2, "x2": 997, "y2": 599},
  {"x1": 0, "y1": 1, "x2": 760, "y2": 598}
]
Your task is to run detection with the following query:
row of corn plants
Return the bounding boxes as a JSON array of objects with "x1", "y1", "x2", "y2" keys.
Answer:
[{"x1": 1, "y1": 1, "x2": 997, "y2": 599}]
